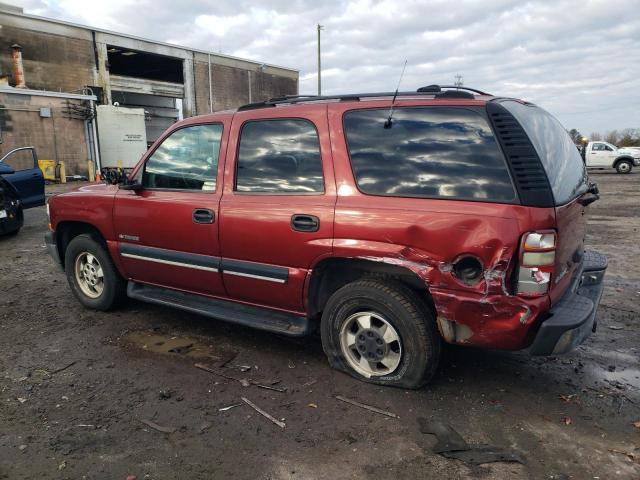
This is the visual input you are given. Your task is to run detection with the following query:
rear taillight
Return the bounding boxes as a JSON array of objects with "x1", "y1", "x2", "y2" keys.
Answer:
[{"x1": 517, "y1": 231, "x2": 556, "y2": 296}]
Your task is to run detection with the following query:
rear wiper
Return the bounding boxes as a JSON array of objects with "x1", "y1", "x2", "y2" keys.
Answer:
[{"x1": 578, "y1": 182, "x2": 599, "y2": 206}]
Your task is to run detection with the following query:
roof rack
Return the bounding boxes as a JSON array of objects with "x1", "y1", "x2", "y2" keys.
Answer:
[
  {"x1": 237, "y1": 85, "x2": 492, "y2": 111},
  {"x1": 417, "y1": 85, "x2": 491, "y2": 95}
]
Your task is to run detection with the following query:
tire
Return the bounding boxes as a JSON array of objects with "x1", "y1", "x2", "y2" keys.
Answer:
[
  {"x1": 320, "y1": 279, "x2": 441, "y2": 389},
  {"x1": 64, "y1": 233, "x2": 126, "y2": 311},
  {"x1": 1, "y1": 227, "x2": 20, "y2": 236},
  {"x1": 615, "y1": 159, "x2": 632, "y2": 174}
]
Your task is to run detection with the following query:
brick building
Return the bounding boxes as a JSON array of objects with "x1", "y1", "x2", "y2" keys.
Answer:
[{"x1": 0, "y1": 3, "x2": 298, "y2": 175}]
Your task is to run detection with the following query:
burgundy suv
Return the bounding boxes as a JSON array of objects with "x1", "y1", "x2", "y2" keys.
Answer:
[{"x1": 45, "y1": 86, "x2": 607, "y2": 388}]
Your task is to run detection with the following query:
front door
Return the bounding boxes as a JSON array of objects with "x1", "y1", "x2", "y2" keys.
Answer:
[
  {"x1": 588, "y1": 142, "x2": 615, "y2": 167},
  {"x1": 114, "y1": 121, "x2": 228, "y2": 297},
  {"x1": 0, "y1": 147, "x2": 44, "y2": 208},
  {"x1": 219, "y1": 106, "x2": 336, "y2": 313}
]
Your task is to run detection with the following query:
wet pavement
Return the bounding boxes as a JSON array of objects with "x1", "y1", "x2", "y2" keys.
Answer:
[{"x1": 0, "y1": 173, "x2": 638, "y2": 479}]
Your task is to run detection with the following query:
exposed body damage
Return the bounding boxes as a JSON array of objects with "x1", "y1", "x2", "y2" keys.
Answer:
[
  {"x1": 352, "y1": 247, "x2": 547, "y2": 350},
  {"x1": 331, "y1": 203, "x2": 556, "y2": 351}
]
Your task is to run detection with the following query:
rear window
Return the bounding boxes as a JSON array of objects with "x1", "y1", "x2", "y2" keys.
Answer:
[
  {"x1": 343, "y1": 107, "x2": 517, "y2": 202},
  {"x1": 500, "y1": 101, "x2": 588, "y2": 205}
]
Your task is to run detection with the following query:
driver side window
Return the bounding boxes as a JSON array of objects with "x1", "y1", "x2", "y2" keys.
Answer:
[{"x1": 143, "y1": 123, "x2": 223, "y2": 191}]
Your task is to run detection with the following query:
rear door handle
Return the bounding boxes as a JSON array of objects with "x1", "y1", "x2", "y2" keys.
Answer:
[
  {"x1": 193, "y1": 208, "x2": 215, "y2": 224},
  {"x1": 291, "y1": 214, "x2": 319, "y2": 232}
]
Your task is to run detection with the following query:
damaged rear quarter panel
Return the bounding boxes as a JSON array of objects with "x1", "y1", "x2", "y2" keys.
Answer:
[{"x1": 332, "y1": 196, "x2": 555, "y2": 350}]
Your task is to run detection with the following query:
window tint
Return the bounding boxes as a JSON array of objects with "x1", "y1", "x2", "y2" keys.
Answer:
[
  {"x1": 143, "y1": 124, "x2": 222, "y2": 191},
  {"x1": 236, "y1": 119, "x2": 324, "y2": 193},
  {"x1": 343, "y1": 107, "x2": 516, "y2": 202},
  {"x1": 603, "y1": 144, "x2": 614, "y2": 151},
  {"x1": 501, "y1": 101, "x2": 587, "y2": 205}
]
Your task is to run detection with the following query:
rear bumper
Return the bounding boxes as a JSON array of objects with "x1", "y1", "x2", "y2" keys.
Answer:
[
  {"x1": 529, "y1": 250, "x2": 607, "y2": 355},
  {"x1": 44, "y1": 230, "x2": 63, "y2": 268}
]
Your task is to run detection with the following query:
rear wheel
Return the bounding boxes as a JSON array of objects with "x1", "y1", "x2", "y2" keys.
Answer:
[
  {"x1": 616, "y1": 159, "x2": 632, "y2": 174},
  {"x1": 64, "y1": 234, "x2": 126, "y2": 311},
  {"x1": 320, "y1": 279, "x2": 441, "y2": 389}
]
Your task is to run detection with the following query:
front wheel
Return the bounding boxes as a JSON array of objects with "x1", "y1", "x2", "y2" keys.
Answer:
[
  {"x1": 616, "y1": 160, "x2": 632, "y2": 174},
  {"x1": 64, "y1": 234, "x2": 126, "y2": 311},
  {"x1": 320, "y1": 279, "x2": 441, "y2": 389}
]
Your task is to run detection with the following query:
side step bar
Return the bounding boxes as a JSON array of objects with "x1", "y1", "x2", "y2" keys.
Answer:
[{"x1": 127, "y1": 282, "x2": 312, "y2": 337}]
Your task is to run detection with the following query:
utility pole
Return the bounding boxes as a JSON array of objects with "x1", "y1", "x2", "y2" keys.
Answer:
[
  {"x1": 317, "y1": 24, "x2": 324, "y2": 96},
  {"x1": 454, "y1": 74, "x2": 463, "y2": 88}
]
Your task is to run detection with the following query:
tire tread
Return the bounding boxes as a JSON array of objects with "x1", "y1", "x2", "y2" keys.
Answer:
[
  {"x1": 321, "y1": 277, "x2": 441, "y2": 389},
  {"x1": 64, "y1": 233, "x2": 126, "y2": 311}
]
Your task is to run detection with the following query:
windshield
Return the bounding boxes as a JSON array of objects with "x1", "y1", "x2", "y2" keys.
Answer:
[{"x1": 500, "y1": 100, "x2": 588, "y2": 205}]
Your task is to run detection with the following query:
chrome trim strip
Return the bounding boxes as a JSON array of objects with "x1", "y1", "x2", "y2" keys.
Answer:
[
  {"x1": 224, "y1": 270, "x2": 286, "y2": 284},
  {"x1": 121, "y1": 253, "x2": 219, "y2": 272}
]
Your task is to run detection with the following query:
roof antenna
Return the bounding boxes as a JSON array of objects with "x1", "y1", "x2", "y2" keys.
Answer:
[{"x1": 384, "y1": 59, "x2": 407, "y2": 129}]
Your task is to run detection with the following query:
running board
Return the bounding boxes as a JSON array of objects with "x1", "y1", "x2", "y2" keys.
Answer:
[{"x1": 127, "y1": 282, "x2": 312, "y2": 337}]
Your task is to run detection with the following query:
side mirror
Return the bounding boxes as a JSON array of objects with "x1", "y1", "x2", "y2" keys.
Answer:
[{"x1": 119, "y1": 181, "x2": 143, "y2": 192}]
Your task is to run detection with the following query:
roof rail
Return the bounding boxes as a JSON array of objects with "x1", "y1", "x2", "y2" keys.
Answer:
[
  {"x1": 237, "y1": 85, "x2": 492, "y2": 111},
  {"x1": 420, "y1": 85, "x2": 492, "y2": 95}
]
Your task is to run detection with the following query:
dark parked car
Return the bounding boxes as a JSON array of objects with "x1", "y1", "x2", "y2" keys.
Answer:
[
  {"x1": 0, "y1": 175, "x2": 23, "y2": 235},
  {"x1": 0, "y1": 147, "x2": 45, "y2": 235},
  {"x1": 45, "y1": 86, "x2": 607, "y2": 388}
]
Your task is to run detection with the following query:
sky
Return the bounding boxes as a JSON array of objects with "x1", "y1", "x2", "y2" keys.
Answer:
[{"x1": 13, "y1": 0, "x2": 640, "y2": 135}]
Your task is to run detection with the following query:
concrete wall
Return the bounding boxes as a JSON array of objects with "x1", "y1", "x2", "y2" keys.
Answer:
[
  {"x1": 0, "y1": 92, "x2": 89, "y2": 175},
  {"x1": 0, "y1": 18, "x2": 96, "y2": 93},
  {"x1": 0, "y1": 8, "x2": 299, "y2": 177},
  {"x1": 192, "y1": 58, "x2": 298, "y2": 114},
  {"x1": 0, "y1": 10, "x2": 299, "y2": 115}
]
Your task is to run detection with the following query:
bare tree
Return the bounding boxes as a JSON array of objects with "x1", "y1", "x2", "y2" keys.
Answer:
[
  {"x1": 604, "y1": 130, "x2": 619, "y2": 145},
  {"x1": 618, "y1": 128, "x2": 640, "y2": 147},
  {"x1": 589, "y1": 132, "x2": 603, "y2": 141}
]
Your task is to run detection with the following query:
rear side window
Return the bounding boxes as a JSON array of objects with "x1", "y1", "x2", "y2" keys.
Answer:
[
  {"x1": 343, "y1": 107, "x2": 517, "y2": 202},
  {"x1": 236, "y1": 119, "x2": 324, "y2": 194},
  {"x1": 500, "y1": 101, "x2": 588, "y2": 205}
]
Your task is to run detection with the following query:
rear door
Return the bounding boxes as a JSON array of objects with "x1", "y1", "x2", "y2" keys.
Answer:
[
  {"x1": 219, "y1": 105, "x2": 336, "y2": 312},
  {"x1": 0, "y1": 147, "x2": 44, "y2": 208},
  {"x1": 113, "y1": 120, "x2": 229, "y2": 297}
]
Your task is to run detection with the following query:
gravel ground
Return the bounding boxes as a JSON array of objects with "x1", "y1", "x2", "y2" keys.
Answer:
[{"x1": 0, "y1": 172, "x2": 639, "y2": 480}]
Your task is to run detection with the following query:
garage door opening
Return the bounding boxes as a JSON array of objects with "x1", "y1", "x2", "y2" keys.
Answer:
[{"x1": 107, "y1": 46, "x2": 183, "y2": 83}]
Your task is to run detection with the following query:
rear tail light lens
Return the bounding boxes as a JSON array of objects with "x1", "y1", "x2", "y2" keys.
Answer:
[
  {"x1": 517, "y1": 231, "x2": 556, "y2": 297},
  {"x1": 522, "y1": 251, "x2": 555, "y2": 266},
  {"x1": 524, "y1": 232, "x2": 555, "y2": 250}
]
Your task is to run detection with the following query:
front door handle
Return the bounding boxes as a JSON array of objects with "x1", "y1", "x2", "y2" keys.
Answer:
[
  {"x1": 193, "y1": 208, "x2": 215, "y2": 224},
  {"x1": 291, "y1": 214, "x2": 319, "y2": 232}
]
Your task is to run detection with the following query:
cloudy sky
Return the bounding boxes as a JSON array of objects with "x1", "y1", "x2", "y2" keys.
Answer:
[{"x1": 13, "y1": 0, "x2": 640, "y2": 135}]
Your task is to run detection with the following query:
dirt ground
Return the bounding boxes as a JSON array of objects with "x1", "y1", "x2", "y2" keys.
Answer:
[{"x1": 1, "y1": 172, "x2": 639, "y2": 480}]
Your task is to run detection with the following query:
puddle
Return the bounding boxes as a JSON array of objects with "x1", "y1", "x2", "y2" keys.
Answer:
[
  {"x1": 584, "y1": 363, "x2": 640, "y2": 391},
  {"x1": 123, "y1": 330, "x2": 235, "y2": 363}
]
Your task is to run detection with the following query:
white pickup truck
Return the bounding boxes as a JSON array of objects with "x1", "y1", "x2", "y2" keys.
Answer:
[{"x1": 585, "y1": 141, "x2": 640, "y2": 174}]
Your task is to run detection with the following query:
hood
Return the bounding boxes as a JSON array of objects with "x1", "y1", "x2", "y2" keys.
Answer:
[
  {"x1": 617, "y1": 147, "x2": 640, "y2": 158},
  {"x1": 58, "y1": 182, "x2": 119, "y2": 198}
]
